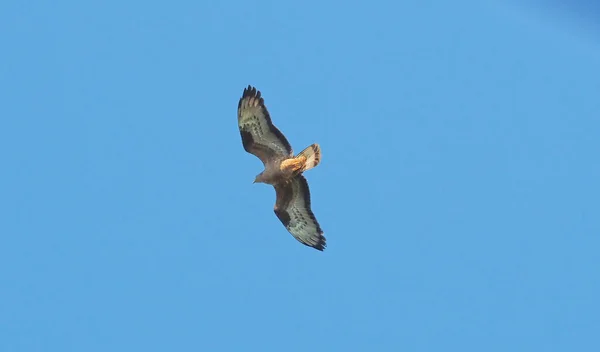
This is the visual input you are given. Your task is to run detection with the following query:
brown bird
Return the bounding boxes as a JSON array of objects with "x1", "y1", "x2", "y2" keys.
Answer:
[{"x1": 237, "y1": 85, "x2": 326, "y2": 251}]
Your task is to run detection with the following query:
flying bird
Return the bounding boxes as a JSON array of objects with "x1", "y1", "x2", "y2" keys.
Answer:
[{"x1": 237, "y1": 85, "x2": 326, "y2": 251}]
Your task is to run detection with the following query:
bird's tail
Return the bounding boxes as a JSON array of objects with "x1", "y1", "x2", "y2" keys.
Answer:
[{"x1": 296, "y1": 143, "x2": 321, "y2": 172}]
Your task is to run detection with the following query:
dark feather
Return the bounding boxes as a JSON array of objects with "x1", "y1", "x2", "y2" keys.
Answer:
[
  {"x1": 274, "y1": 175, "x2": 326, "y2": 251},
  {"x1": 237, "y1": 86, "x2": 293, "y2": 163}
]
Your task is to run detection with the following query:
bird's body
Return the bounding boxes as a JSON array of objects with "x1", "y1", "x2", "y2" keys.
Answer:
[
  {"x1": 237, "y1": 85, "x2": 326, "y2": 251},
  {"x1": 254, "y1": 144, "x2": 320, "y2": 185}
]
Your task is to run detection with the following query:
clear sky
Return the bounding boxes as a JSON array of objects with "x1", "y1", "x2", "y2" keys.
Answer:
[{"x1": 1, "y1": 1, "x2": 599, "y2": 351}]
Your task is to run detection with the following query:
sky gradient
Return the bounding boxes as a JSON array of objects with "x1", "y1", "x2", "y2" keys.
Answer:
[{"x1": 1, "y1": 1, "x2": 599, "y2": 351}]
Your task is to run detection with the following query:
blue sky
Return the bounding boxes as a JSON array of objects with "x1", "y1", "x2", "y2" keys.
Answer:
[{"x1": 1, "y1": 1, "x2": 599, "y2": 351}]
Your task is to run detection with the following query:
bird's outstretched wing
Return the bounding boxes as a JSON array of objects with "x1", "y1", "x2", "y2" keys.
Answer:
[
  {"x1": 238, "y1": 85, "x2": 293, "y2": 164},
  {"x1": 274, "y1": 175, "x2": 326, "y2": 251}
]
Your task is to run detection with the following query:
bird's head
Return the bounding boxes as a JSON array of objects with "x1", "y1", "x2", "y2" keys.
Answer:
[{"x1": 253, "y1": 173, "x2": 264, "y2": 184}]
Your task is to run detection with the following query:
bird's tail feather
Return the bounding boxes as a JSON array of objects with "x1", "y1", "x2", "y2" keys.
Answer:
[{"x1": 296, "y1": 143, "x2": 321, "y2": 172}]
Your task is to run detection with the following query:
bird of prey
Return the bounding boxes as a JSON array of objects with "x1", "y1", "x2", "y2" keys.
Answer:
[{"x1": 237, "y1": 85, "x2": 326, "y2": 251}]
